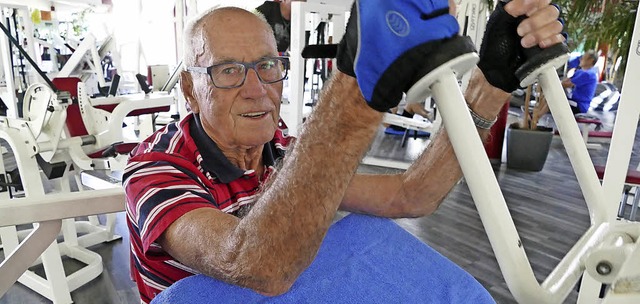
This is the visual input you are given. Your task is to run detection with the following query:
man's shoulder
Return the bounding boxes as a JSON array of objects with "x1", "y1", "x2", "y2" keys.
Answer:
[
  {"x1": 573, "y1": 68, "x2": 598, "y2": 81},
  {"x1": 129, "y1": 116, "x2": 197, "y2": 163},
  {"x1": 255, "y1": 1, "x2": 280, "y2": 18},
  {"x1": 256, "y1": 1, "x2": 278, "y2": 10}
]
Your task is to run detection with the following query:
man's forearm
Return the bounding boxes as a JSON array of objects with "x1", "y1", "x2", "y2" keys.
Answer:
[
  {"x1": 400, "y1": 68, "x2": 510, "y2": 213},
  {"x1": 234, "y1": 72, "x2": 383, "y2": 293},
  {"x1": 341, "y1": 68, "x2": 509, "y2": 218}
]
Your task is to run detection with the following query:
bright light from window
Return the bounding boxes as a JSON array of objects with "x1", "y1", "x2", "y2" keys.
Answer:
[
  {"x1": 108, "y1": 0, "x2": 269, "y2": 73},
  {"x1": 111, "y1": 0, "x2": 177, "y2": 72}
]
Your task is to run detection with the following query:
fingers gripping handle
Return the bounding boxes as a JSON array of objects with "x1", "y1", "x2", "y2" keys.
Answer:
[{"x1": 500, "y1": 0, "x2": 570, "y2": 86}]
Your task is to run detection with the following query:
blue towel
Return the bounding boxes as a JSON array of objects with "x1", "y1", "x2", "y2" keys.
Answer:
[{"x1": 152, "y1": 214, "x2": 495, "y2": 303}]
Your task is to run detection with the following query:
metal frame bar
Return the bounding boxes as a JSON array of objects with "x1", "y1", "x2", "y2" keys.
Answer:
[
  {"x1": 0, "y1": 18, "x2": 58, "y2": 91},
  {"x1": 427, "y1": 8, "x2": 640, "y2": 304},
  {"x1": 282, "y1": 1, "x2": 347, "y2": 136},
  {"x1": 0, "y1": 188, "x2": 125, "y2": 299}
]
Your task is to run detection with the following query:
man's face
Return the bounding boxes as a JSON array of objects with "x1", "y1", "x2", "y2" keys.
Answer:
[
  {"x1": 189, "y1": 13, "x2": 282, "y2": 150},
  {"x1": 580, "y1": 54, "x2": 595, "y2": 68}
]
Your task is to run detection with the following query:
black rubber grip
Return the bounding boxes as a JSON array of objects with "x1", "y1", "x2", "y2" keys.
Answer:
[
  {"x1": 404, "y1": 35, "x2": 477, "y2": 91},
  {"x1": 101, "y1": 143, "x2": 119, "y2": 158},
  {"x1": 136, "y1": 74, "x2": 152, "y2": 94},
  {"x1": 515, "y1": 43, "x2": 569, "y2": 81},
  {"x1": 109, "y1": 74, "x2": 121, "y2": 96},
  {"x1": 301, "y1": 44, "x2": 338, "y2": 58}
]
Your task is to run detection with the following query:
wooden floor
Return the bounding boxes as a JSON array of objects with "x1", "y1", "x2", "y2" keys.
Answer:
[{"x1": 1, "y1": 106, "x2": 638, "y2": 304}]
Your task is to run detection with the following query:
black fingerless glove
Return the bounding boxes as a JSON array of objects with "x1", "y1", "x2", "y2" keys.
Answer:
[
  {"x1": 336, "y1": 2, "x2": 357, "y2": 78},
  {"x1": 477, "y1": 1, "x2": 525, "y2": 92}
]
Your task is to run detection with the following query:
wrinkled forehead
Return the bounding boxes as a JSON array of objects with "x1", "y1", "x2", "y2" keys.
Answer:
[{"x1": 201, "y1": 10, "x2": 277, "y2": 63}]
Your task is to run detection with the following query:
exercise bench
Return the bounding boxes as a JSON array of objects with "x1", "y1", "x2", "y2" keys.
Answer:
[
  {"x1": 594, "y1": 165, "x2": 640, "y2": 221},
  {"x1": 53, "y1": 77, "x2": 173, "y2": 166},
  {"x1": 555, "y1": 114, "x2": 611, "y2": 149},
  {"x1": 575, "y1": 114, "x2": 614, "y2": 147}
]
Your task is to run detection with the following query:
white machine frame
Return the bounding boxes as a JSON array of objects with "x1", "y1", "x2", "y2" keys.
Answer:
[
  {"x1": 402, "y1": 8, "x2": 640, "y2": 304},
  {"x1": 0, "y1": 79, "x2": 173, "y2": 302},
  {"x1": 57, "y1": 34, "x2": 105, "y2": 85},
  {"x1": 284, "y1": 2, "x2": 441, "y2": 170},
  {"x1": 0, "y1": 189, "x2": 125, "y2": 303},
  {"x1": 280, "y1": 1, "x2": 347, "y2": 137},
  {"x1": 75, "y1": 82, "x2": 175, "y2": 163}
]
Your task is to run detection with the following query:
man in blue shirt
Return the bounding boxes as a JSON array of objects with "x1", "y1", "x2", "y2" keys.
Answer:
[{"x1": 562, "y1": 51, "x2": 599, "y2": 114}]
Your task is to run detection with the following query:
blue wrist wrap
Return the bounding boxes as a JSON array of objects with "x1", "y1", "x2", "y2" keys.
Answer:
[{"x1": 340, "y1": 0, "x2": 459, "y2": 111}]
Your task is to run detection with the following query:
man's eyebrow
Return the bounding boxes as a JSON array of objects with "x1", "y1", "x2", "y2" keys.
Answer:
[
  {"x1": 210, "y1": 57, "x2": 238, "y2": 64},
  {"x1": 211, "y1": 54, "x2": 279, "y2": 64}
]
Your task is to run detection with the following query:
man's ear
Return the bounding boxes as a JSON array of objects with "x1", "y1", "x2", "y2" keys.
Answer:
[{"x1": 180, "y1": 71, "x2": 199, "y2": 113}]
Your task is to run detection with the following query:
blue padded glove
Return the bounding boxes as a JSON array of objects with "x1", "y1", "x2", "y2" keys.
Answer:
[{"x1": 337, "y1": 0, "x2": 459, "y2": 112}]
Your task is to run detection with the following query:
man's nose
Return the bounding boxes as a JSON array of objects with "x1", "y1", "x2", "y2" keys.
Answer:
[{"x1": 241, "y1": 69, "x2": 267, "y2": 97}]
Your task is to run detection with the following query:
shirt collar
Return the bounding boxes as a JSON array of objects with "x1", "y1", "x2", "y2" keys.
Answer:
[{"x1": 190, "y1": 114, "x2": 276, "y2": 183}]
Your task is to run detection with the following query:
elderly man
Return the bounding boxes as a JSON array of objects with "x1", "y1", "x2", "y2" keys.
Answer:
[
  {"x1": 124, "y1": 0, "x2": 564, "y2": 302},
  {"x1": 562, "y1": 50, "x2": 599, "y2": 114}
]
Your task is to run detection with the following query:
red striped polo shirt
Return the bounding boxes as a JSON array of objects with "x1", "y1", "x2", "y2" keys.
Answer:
[{"x1": 124, "y1": 113, "x2": 292, "y2": 303}]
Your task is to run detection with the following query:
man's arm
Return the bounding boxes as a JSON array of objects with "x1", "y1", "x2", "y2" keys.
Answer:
[
  {"x1": 341, "y1": 0, "x2": 565, "y2": 217},
  {"x1": 561, "y1": 77, "x2": 574, "y2": 88},
  {"x1": 161, "y1": 0, "x2": 563, "y2": 296},
  {"x1": 161, "y1": 73, "x2": 383, "y2": 296},
  {"x1": 340, "y1": 68, "x2": 508, "y2": 217}
]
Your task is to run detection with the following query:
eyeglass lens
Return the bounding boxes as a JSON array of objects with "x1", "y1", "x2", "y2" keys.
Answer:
[{"x1": 211, "y1": 58, "x2": 287, "y2": 88}]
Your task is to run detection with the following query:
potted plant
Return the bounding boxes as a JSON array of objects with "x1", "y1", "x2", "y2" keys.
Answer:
[{"x1": 506, "y1": 85, "x2": 554, "y2": 171}]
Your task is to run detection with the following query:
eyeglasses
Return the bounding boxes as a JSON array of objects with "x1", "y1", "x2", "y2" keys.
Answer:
[{"x1": 186, "y1": 57, "x2": 289, "y2": 89}]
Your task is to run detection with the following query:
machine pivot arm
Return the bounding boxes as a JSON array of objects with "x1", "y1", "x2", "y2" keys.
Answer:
[{"x1": 0, "y1": 21, "x2": 58, "y2": 92}]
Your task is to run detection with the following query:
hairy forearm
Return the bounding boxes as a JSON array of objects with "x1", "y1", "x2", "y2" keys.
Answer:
[
  {"x1": 399, "y1": 68, "x2": 509, "y2": 214},
  {"x1": 341, "y1": 68, "x2": 509, "y2": 218},
  {"x1": 225, "y1": 73, "x2": 382, "y2": 294},
  {"x1": 399, "y1": 68, "x2": 509, "y2": 213}
]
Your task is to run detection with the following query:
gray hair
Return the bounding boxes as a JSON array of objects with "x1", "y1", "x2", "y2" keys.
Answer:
[{"x1": 182, "y1": 6, "x2": 273, "y2": 68}]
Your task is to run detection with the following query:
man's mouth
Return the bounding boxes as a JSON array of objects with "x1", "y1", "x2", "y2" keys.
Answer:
[{"x1": 240, "y1": 111, "x2": 268, "y2": 118}]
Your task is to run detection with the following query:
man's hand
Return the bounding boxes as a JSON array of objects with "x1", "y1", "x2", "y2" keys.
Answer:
[
  {"x1": 505, "y1": 0, "x2": 565, "y2": 48},
  {"x1": 337, "y1": 0, "x2": 458, "y2": 112},
  {"x1": 477, "y1": 0, "x2": 564, "y2": 92}
]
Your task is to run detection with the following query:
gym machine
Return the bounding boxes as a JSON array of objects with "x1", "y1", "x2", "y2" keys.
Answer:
[
  {"x1": 0, "y1": 8, "x2": 175, "y2": 302},
  {"x1": 402, "y1": 1, "x2": 640, "y2": 302}
]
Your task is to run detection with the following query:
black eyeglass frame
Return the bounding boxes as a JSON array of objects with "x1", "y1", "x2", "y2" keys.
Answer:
[{"x1": 186, "y1": 56, "x2": 290, "y2": 89}]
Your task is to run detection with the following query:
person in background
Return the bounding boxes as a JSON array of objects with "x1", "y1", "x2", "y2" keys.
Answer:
[
  {"x1": 255, "y1": 0, "x2": 306, "y2": 54},
  {"x1": 124, "y1": 1, "x2": 565, "y2": 302},
  {"x1": 561, "y1": 50, "x2": 599, "y2": 114}
]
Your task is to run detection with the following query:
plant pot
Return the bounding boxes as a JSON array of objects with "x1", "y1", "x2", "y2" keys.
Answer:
[{"x1": 506, "y1": 124, "x2": 553, "y2": 172}]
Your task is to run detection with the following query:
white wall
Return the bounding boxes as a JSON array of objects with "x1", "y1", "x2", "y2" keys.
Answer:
[
  {"x1": 108, "y1": 0, "x2": 348, "y2": 73},
  {"x1": 109, "y1": 0, "x2": 268, "y2": 74},
  {"x1": 194, "y1": 0, "x2": 264, "y2": 12}
]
